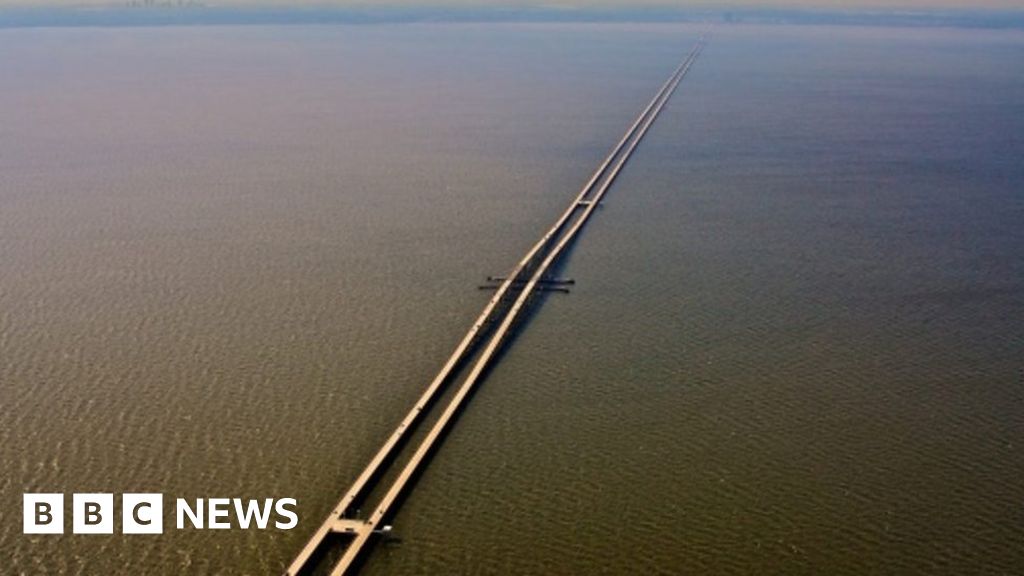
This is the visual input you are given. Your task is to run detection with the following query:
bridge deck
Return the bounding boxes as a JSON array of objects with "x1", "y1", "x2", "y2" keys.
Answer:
[{"x1": 285, "y1": 35, "x2": 706, "y2": 576}]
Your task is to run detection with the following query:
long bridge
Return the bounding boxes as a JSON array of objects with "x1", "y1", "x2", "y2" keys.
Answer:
[{"x1": 285, "y1": 35, "x2": 706, "y2": 576}]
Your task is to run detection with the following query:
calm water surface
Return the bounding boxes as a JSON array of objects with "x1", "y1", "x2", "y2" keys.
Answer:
[{"x1": 1, "y1": 22, "x2": 1022, "y2": 575}]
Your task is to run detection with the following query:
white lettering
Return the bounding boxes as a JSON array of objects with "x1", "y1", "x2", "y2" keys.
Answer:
[
  {"x1": 176, "y1": 498, "x2": 204, "y2": 529},
  {"x1": 233, "y1": 498, "x2": 273, "y2": 529},
  {"x1": 274, "y1": 498, "x2": 298, "y2": 530},
  {"x1": 207, "y1": 498, "x2": 231, "y2": 529}
]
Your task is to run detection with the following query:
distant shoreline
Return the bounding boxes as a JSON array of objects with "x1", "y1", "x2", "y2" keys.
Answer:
[{"x1": 2, "y1": 6, "x2": 1024, "y2": 30}]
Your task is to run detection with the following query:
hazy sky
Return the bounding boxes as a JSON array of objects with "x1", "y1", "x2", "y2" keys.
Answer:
[{"x1": 2, "y1": 0, "x2": 1023, "y2": 9}]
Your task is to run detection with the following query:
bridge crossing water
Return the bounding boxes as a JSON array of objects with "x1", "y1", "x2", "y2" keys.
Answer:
[{"x1": 285, "y1": 35, "x2": 706, "y2": 576}]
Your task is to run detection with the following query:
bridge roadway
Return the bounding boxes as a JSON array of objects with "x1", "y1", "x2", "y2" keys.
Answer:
[{"x1": 285, "y1": 36, "x2": 706, "y2": 576}]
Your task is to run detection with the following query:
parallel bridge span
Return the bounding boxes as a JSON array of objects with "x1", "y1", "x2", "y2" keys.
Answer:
[{"x1": 285, "y1": 35, "x2": 706, "y2": 576}]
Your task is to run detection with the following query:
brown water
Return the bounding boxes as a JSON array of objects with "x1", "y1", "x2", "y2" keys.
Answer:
[{"x1": 2, "y1": 22, "x2": 1023, "y2": 575}]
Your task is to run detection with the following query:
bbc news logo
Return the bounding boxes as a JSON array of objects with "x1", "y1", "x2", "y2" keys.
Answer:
[{"x1": 24, "y1": 494, "x2": 298, "y2": 534}]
